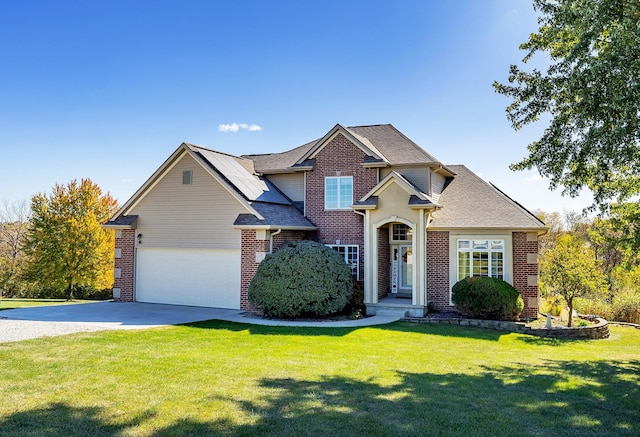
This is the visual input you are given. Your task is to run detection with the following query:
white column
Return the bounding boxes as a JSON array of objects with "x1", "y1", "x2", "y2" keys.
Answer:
[
  {"x1": 363, "y1": 211, "x2": 376, "y2": 304},
  {"x1": 413, "y1": 211, "x2": 426, "y2": 306}
]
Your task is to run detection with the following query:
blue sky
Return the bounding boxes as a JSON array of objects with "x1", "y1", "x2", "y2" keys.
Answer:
[{"x1": 0, "y1": 0, "x2": 592, "y2": 214}]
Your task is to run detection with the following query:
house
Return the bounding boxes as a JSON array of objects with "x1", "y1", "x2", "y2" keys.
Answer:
[{"x1": 103, "y1": 123, "x2": 546, "y2": 318}]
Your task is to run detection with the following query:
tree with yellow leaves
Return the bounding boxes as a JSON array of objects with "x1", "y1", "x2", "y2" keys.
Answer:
[{"x1": 24, "y1": 179, "x2": 118, "y2": 300}]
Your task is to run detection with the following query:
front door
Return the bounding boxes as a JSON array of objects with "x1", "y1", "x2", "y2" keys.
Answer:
[{"x1": 399, "y1": 245, "x2": 413, "y2": 291}]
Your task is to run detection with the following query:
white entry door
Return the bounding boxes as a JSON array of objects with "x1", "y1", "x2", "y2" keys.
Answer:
[{"x1": 399, "y1": 245, "x2": 413, "y2": 290}]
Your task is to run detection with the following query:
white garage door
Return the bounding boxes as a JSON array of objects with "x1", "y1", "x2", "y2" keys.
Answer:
[{"x1": 136, "y1": 247, "x2": 241, "y2": 309}]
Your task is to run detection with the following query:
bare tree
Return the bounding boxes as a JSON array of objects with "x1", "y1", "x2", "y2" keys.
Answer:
[{"x1": 0, "y1": 200, "x2": 31, "y2": 298}]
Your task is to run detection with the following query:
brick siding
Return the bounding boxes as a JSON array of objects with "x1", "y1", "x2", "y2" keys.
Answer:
[
  {"x1": 377, "y1": 226, "x2": 390, "y2": 298},
  {"x1": 304, "y1": 133, "x2": 378, "y2": 282},
  {"x1": 426, "y1": 230, "x2": 450, "y2": 311},
  {"x1": 512, "y1": 232, "x2": 540, "y2": 319},
  {"x1": 113, "y1": 229, "x2": 135, "y2": 302}
]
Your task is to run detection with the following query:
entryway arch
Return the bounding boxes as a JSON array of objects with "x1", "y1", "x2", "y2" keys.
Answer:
[{"x1": 370, "y1": 216, "x2": 417, "y2": 304}]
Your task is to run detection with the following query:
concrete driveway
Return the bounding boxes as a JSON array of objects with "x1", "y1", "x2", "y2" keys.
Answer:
[
  {"x1": 0, "y1": 301, "x2": 401, "y2": 342},
  {"x1": 0, "y1": 301, "x2": 242, "y2": 342}
]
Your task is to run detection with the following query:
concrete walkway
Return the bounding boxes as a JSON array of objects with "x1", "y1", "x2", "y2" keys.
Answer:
[{"x1": 0, "y1": 301, "x2": 401, "y2": 342}]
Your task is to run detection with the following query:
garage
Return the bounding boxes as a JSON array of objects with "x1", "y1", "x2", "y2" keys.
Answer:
[{"x1": 135, "y1": 247, "x2": 241, "y2": 309}]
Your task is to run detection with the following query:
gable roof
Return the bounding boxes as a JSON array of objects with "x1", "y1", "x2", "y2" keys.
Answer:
[
  {"x1": 429, "y1": 165, "x2": 546, "y2": 231},
  {"x1": 354, "y1": 171, "x2": 440, "y2": 210},
  {"x1": 244, "y1": 124, "x2": 455, "y2": 175},
  {"x1": 104, "y1": 143, "x2": 316, "y2": 231}
]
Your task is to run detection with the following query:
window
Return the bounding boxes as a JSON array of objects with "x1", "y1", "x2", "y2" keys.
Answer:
[
  {"x1": 325, "y1": 176, "x2": 353, "y2": 209},
  {"x1": 457, "y1": 239, "x2": 504, "y2": 280},
  {"x1": 328, "y1": 244, "x2": 359, "y2": 279},
  {"x1": 182, "y1": 170, "x2": 193, "y2": 185},
  {"x1": 391, "y1": 223, "x2": 412, "y2": 242}
]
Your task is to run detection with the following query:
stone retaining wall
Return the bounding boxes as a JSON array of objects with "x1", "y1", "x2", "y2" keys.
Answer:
[{"x1": 402, "y1": 316, "x2": 610, "y2": 340}]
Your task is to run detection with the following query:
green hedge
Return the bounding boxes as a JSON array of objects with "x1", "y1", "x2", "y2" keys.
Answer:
[
  {"x1": 452, "y1": 276, "x2": 524, "y2": 321},
  {"x1": 248, "y1": 240, "x2": 353, "y2": 318}
]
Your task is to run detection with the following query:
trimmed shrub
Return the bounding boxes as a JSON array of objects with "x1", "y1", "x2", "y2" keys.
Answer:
[
  {"x1": 248, "y1": 240, "x2": 353, "y2": 319},
  {"x1": 452, "y1": 276, "x2": 524, "y2": 321}
]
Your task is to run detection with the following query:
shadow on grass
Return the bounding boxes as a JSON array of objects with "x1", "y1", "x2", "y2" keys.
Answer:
[
  {"x1": 2, "y1": 360, "x2": 637, "y2": 436},
  {"x1": 0, "y1": 402, "x2": 146, "y2": 437},
  {"x1": 182, "y1": 319, "x2": 361, "y2": 337},
  {"x1": 184, "y1": 319, "x2": 514, "y2": 340},
  {"x1": 195, "y1": 359, "x2": 639, "y2": 437}
]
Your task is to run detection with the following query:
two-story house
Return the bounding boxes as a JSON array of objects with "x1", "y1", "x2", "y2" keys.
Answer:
[{"x1": 104, "y1": 123, "x2": 546, "y2": 318}]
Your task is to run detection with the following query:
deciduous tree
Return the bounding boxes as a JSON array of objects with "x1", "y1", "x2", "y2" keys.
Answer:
[
  {"x1": 494, "y1": 0, "x2": 640, "y2": 236},
  {"x1": 24, "y1": 179, "x2": 118, "y2": 299},
  {"x1": 541, "y1": 233, "x2": 606, "y2": 326},
  {"x1": 0, "y1": 200, "x2": 31, "y2": 298}
]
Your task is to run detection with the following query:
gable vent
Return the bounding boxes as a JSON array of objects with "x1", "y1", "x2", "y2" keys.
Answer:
[{"x1": 182, "y1": 170, "x2": 193, "y2": 185}]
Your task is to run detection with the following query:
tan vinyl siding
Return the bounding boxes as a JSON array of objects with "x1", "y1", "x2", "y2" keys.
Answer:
[
  {"x1": 265, "y1": 173, "x2": 304, "y2": 201},
  {"x1": 381, "y1": 166, "x2": 430, "y2": 193},
  {"x1": 431, "y1": 172, "x2": 446, "y2": 202},
  {"x1": 129, "y1": 154, "x2": 246, "y2": 250}
]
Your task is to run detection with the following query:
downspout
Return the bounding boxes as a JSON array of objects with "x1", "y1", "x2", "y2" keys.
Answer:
[{"x1": 269, "y1": 229, "x2": 282, "y2": 254}]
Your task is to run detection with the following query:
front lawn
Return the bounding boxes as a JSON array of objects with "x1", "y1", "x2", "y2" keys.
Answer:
[
  {"x1": 0, "y1": 321, "x2": 638, "y2": 436},
  {"x1": 0, "y1": 298, "x2": 94, "y2": 311}
]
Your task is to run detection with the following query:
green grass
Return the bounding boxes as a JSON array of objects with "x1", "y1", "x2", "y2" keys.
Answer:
[
  {"x1": 0, "y1": 298, "x2": 93, "y2": 310},
  {"x1": 0, "y1": 322, "x2": 638, "y2": 437}
]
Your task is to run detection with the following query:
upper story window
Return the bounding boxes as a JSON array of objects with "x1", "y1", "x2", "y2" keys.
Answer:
[
  {"x1": 325, "y1": 176, "x2": 353, "y2": 210},
  {"x1": 457, "y1": 239, "x2": 504, "y2": 281}
]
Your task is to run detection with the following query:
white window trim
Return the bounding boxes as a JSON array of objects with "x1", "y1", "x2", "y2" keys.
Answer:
[
  {"x1": 324, "y1": 176, "x2": 353, "y2": 210},
  {"x1": 448, "y1": 233, "x2": 513, "y2": 306},
  {"x1": 390, "y1": 223, "x2": 413, "y2": 243},
  {"x1": 327, "y1": 244, "x2": 359, "y2": 280},
  {"x1": 457, "y1": 239, "x2": 505, "y2": 280}
]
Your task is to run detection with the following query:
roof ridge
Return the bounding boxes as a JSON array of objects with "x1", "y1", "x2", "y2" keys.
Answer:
[{"x1": 186, "y1": 143, "x2": 252, "y2": 162}]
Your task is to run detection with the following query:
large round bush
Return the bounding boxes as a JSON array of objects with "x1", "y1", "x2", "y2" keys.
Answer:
[
  {"x1": 248, "y1": 240, "x2": 353, "y2": 318},
  {"x1": 452, "y1": 276, "x2": 524, "y2": 321}
]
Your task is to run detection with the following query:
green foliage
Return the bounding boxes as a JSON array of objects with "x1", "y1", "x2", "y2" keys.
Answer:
[
  {"x1": 248, "y1": 240, "x2": 353, "y2": 318},
  {"x1": 23, "y1": 179, "x2": 119, "y2": 300},
  {"x1": 612, "y1": 289, "x2": 640, "y2": 324},
  {"x1": 494, "y1": 0, "x2": 640, "y2": 238},
  {"x1": 541, "y1": 233, "x2": 607, "y2": 326},
  {"x1": 452, "y1": 276, "x2": 524, "y2": 321}
]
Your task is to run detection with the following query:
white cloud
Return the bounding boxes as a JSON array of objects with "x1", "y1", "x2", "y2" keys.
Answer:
[
  {"x1": 218, "y1": 123, "x2": 263, "y2": 133},
  {"x1": 527, "y1": 172, "x2": 543, "y2": 182}
]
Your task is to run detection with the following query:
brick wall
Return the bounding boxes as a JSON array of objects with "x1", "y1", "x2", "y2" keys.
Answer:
[
  {"x1": 512, "y1": 232, "x2": 540, "y2": 319},
  {"x1": 240, "y1": 229, "x2": 313, "y2": 311},
  {"x1": 377, "y1": 226, "x2": 390, "y2": 298},
  {"x1": 240, "y1": 230, "x2": 270, "y2": 311},
  {"x1": 426, "y1": 231, "x2": 450, "y2": 311},
  {"x1": 113, "y1": 229, "x2": 135, "y2": 302},
  {"x1": 305, "y1": 133, "x2": 378, "y2": 281}
]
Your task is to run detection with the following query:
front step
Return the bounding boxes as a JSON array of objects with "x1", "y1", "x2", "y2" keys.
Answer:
[{"x1": 375, "y1": 309, "x2": 409, "y2": 318}]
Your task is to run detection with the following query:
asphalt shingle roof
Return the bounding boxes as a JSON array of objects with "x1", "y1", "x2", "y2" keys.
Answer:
[
  {"x1": 245, "y1": 124, "x2": 443, "y2": 173},
  {"x1": 430, "y1": 165, "x2": 545, "y2": 230},
  {"x1": 234, "y1": 203, "x2": 316, "y2": 228},
  {"x1": 345, "y1": 124, "x2": 441, "y2": 165}
]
